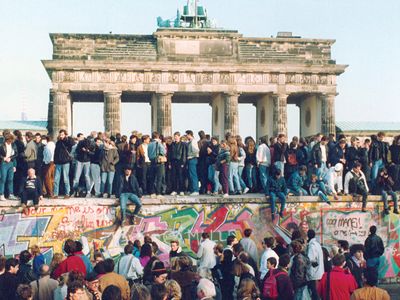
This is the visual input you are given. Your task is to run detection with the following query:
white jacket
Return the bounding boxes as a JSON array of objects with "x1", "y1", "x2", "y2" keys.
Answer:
[
  {"x1": 259, "y1": 248, "x2": 279, "y2": 279},
  {"x1": 256, "y1": 144, "x2": 271, "y2": 167},
  {"x1": 197, "y1": 238, "x2": 216, "y2": 269},
  {"x1": 323, "y1": 167, "x2": 343, "y2": 194},
  {"x1": 344, "y1": 170, "x2": 369, "y2": 194},
  {"x1": 307, "y1": 238, "x2": 324, "y2": 280}
]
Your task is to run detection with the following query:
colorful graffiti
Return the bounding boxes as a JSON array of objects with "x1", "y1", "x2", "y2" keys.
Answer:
[{"x1": 0, "y1": 199, "x2": 399, "y2": 279}]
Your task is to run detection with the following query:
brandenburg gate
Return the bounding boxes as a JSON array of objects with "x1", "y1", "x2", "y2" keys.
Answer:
[{"x1": 43, "y1": 19, "x2": 347, "y2": 139}]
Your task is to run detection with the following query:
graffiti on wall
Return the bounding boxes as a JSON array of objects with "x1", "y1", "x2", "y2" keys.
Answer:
[{"x1": 0, "y1": 200, "x2": 399, "y2": 279}]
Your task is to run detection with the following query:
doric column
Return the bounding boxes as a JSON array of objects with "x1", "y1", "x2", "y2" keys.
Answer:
[
  {"x1": 51, "y1": 90, "x2": 71, "y2": 138},
  {"x1": 224, "y1": 92, "x2": 239, "y2": 136},
  {"x1": 151, "y1": 93, "x2": 172, "y2": 136},
  {"x1": 273, "y1": 93, "x2": 288, "y2": 136},
  {"x1": 104, "y1": 92, "x2": 121, "y2": 136},
  {"x1": 321, "y1": 94, "x2": 336, "y2": 136},
  {"x1": 47, "y1": 90, "x2": 54, "y2": 136}
]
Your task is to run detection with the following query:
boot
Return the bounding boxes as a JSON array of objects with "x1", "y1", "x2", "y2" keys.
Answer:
[{"x1": 384, "y1": 209, "x2": 390, "y2": 215}]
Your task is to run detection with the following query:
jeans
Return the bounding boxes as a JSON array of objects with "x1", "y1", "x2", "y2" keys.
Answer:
[
  {"x1": 219, "y1": 164, "x2": 229, "y2": 194},
  {"x1": 101, "y1": 171, "x2": 115, "y2": 195},
  {"x1": 228, "y1": 161, "x2": 241, "y2": 193},
  {"x1": 188, "y1": 158, "x2": 199, "y2": 193},
  {"x1": 269, "y1": 192, "x2": 286, "y2": 214},
  {"x1": 21, "y1": 189, "x2": 39, "y2": 205},
  {"x1": 371, "y1": 159, "x2": 384, "y2": 188},
  {"x1": 90, "y1": 164, "x2": 101, "y2": 196},
  {"x1": 73, "y1": 161, "x2": 91, "y2": 193},
  {"x1": 382, "y1": 190, "x2": 398, "y2": 211},
  {"x1": 245, "y1": 164, "x2": 257, "y2": 190},
  {"x1": 171, "y1": 160, "x2": 185, "y2": 193},
  {"x1": 208, "y1": 165, "x2": 221, "y2": 193},
  {"x1": 119, "y1": 192, "x2": 142, "y2": 221},
  {"x1": 366, "y1": 257, "x2": 380, "y2": 270},
  {"x1": 149, "y1": 162, "x2": 165, "y2": 195},
  {"x1": 289, "y1": 187, "x2": 308, "y2": 196},
  {"x1": 238, "y1": 165, "x2": 247, "y2": 191},
  {"x1": 140, "y1": 163, "x2": 151, "y2": 194},
  {"x1": 307, "y1": 280, "x2": 319, "y2": 300},
  {"x1": 0, "y1": 161, "x2": 14, "y2": 195},
  {"x1": 54, "y1": 163, "x2": 70, "y2": 196},
  {"x1": 274, "y1": 161, "x2": 284, "y2": 175},
  {"x1": 259, "y1": 165, "x2": 269, "y2": 194},
  {"x1": 316, "y1": 162, "x2": 328, "y2": 179}
]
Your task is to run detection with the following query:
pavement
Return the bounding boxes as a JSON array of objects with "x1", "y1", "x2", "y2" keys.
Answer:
[{"x1": 380, "y1": 284, "x2": 399, "y2": 299}]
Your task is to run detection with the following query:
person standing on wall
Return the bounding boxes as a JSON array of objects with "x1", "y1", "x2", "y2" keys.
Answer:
[
  {"x1": 273, "y1": 133, "x2": 288, "y2": 175},
  {"x1": 0, "y1": 133, "x2": 18, "y2": 201},
  {"x1": 364, "y1": 225, "x2": 385, "y2": 272},
  {"x1": 169, "y1": 131, "x2": 187, "y2": 197},
  {"x1": 186, "y1": 130, "x2": 200, "y2": 196},
  {"x1": 256, "y1": 135, "x2": 271, "y2": 194},
  {"x1": 72, "y1": 133, "x2": 93, "y2": 197}
]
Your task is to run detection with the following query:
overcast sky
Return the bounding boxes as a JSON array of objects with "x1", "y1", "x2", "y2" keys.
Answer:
[{"x1": 1, "y1": 0, "x2": 399, "y2": 138}]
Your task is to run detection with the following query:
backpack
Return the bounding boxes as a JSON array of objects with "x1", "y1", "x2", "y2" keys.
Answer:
[
  {"x1": 287, "y1": 151, "x2": 297, "y2": 165},
  {"x1": 262, "y1": 270, "x2": 285, "y2": 299}
]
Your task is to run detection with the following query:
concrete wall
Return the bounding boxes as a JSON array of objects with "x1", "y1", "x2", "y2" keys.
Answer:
[{"x1": 0, "y1": 196, "x2": 399, "y2": 280}]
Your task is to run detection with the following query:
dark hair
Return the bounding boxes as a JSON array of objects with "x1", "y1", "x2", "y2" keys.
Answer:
[
  {"x1": 59, "y1": 129, "x2": 67, "y2": 135},
  {"x1": 227, "y1": 235, "x2": 236, "y2": 246},
  {"x1": 140, "y1": 243, "x2": 153, "y2": 258},
  {"x1": 63, "y1": 239, "x2": 76, "y2": 255},
  {"x1": 299, "y1": 165, "x2": 307, "y2": 173},
  {"x1": 350, "y1": 244, "x2": 365, "y2": 256},
  {"x1": 307, "y1": 229, "x2": 316, "y2": 240},
  {"x1": 338, "y1": 240, "x2": 349, "y2": 251},
  {"x1": 93, "y1": 250, "x2": 103, "y2": 261},
  {"x1": 68, "y1": 270, "x2": 85, "y2": 284},
  {"x1": 102, "y1": 285, "x2": 122, "y2": 300},
  {"x1": 264, "y1": 237, "x2": 275, "y2": 248},
  {"x1": 103, "y1": 258, "x2": 115, "y2": 273},
  {"x1": 332, "y1": 254, "x2": 346, "y2": 267},
  {"x1": 75, "y1": 241, "x2": 83, "y2": 252},
  {"x1": 67, "y1": 280, "x2": 84, "y2": 297},
  {"x1": 124, "y1": 244, "x2": 134, "y2": 255},
  {"x1": 354, "y1": 162, "x2": 362, "y2": 169},
  {"x1": 94, "y1": 261, "x2": 106, "y2": 275},
  {"x1": 19, "y1": 250, "x2": 32, "y2": 264},
  {"x1": 16, "y1": 284, "x2": 33, "y2": 299},
  {"x1": 267, "y1": 257, "x2": 277, "y2": 267},
  {"x1": 201, "y1": 232, "x2": 210, "y2": 239},
  {"x1": 291, "y1": 230, "x2": 302, "y2": 241},
  {"x1": 5, "y1": 258, "x2": 18, "y2": 271},
  {"x1": 152, "y1": 132, "x2": 160, "y2": 139},
  {"x1": 144, "y1": 236, "x2": 153, "y2": 244},
  {"x1": 244, "y1": 228, "x2": 252, "y2": 237},
  {"x1": 185, "y1": 130, "x2": 194, "y2": 136},
  {"x1": 232, "y1": 243, "x2": 244, "y2": 254},
  {"x1": 222, "y1": 249, "x2": 233, "y2": 264},
  {"x1": 151, "y1": 284, "x2": 168, "y2": 300},
  {"x1": 278, "y1": 254, "x2": 290, "y2": 268},
  {"x1": 131, "y1": 284, "x2": 151, "y2": 300},
  {"x1": 364, "y1": 267, "x2": 379, "y2": 286},
  {"x1": 369, "y1": 225, "x2": 377, "y2": 234}
]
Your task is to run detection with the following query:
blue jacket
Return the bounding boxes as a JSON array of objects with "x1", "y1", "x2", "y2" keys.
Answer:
[
  {"x1": 148, "y1": 140, "x2": 166, "y2": 161},
  {"x1": 288, "y1": 171, "x2": 307, "y2": 194},
  {"x1": 329, "y1": 145, "x2": 345, "y2": 166},
  {"x1": 266, "y1": 176, "x2": 287, "y2": 195}
]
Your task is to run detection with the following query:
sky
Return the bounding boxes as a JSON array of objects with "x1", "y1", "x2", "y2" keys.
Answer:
[{"x1": 0, "y1": 0, "x2": 399, "y2": 138}]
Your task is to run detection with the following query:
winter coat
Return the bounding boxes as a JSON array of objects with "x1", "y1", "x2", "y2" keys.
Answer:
[
  {"x1": 318, "y1": 267, "x2": 357, "y2": 300},
  {"x1": 364, "y1": 233, "x2": 385, "y2": 259},
  {"x1": 273, "y1": 142, "x2": 287, "y2": 162},
  {"x1": 346, "y1": 146, "x2": 361, "y2": 170},
  {"x1": 329, "y1": 144, "x2": 345, "y2": 166},
  {"x1": 117, "y1": 174, "x2": 142, "y2": 198},
  {"x1": 288, "y1": 171, "x2": 307, "y2": 194},
  {"x1": 369, "y1": 140, "x2": 389, "y2": 163},
  {"x1": 0, "y1": 142, "x2": 18, "y2": 164},
  {"x1": 290, "y1": 252, "x2": 309, "y2": 289},
  {"x1": 307, "y1": 238, "x2": 325, "y2": 280},
  {"x1": 75, "y1": 139, "x2": 93, "y2": 162},
  {"x1": 169, "y1": 141, "x2": 188, "y2": 164},
  {"x1": 266, "y1": 176, "x2": 287, "y2": 195},
  {"x1": 100, "y1": 147, "x2": 119, "y2": 172},
  {"x1": 376, "y1": 174, "x2": 395, "y2": 194},
  {"x1": 54, "y1": 137, "x2": 75, "y2": 165},
  {"x1": 311, "y1": 142, "x2": 329, "y2": 167}
]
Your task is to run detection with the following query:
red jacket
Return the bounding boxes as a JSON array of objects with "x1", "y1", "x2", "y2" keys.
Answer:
[
  {"x1": 318, "y1": 266, "x2": 358, "y2": 300},
  {"x1": 52, "y1": 255, "x2": 87, "y2": 279}
]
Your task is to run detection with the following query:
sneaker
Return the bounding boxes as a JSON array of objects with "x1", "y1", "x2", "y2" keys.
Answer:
[
  {"x1": 170, "y1": 191, "x2": 177, "y2": 196},
  {"x1": 179, "y1": 192, "x2": 185, "y2": 196},
  {"x1": 102, "y1": 193, "x2": 109, "y2": 198},
  {"x1": 0, "y1": 195, "x2": 6, "y2": 201},
  {"x1": 327, "y1": 201, "x2": 332, "y2": 205},
  {"x1": 86, "y1": 193, "x2": 93, "y2": 198},
  {"x1": 243, "y1": 187, "x2": 250, "y2": 194},
  {"x1": 8, "y1": 194, "x2": 18, "y2": 200},
  {"x1": 64, "y1": 195, "x2": 70, "y2": 199},
  {"x1": 211, "y1": 192, "x2": 218, "y2": 196},
  {"x1": 223, "y1": 193, "x2": 229, "y2": 198},
  {"x1": 190, "y1": 192, "x2": 199, "y2": 196}
]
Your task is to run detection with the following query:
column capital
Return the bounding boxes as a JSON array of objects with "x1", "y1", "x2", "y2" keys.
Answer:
[
  {"x1": 104, "y1": 91, "x2": 122, "y2": 97},
  {"x1": 224, "y1": 92, "x2": 241, "y2": 98}
]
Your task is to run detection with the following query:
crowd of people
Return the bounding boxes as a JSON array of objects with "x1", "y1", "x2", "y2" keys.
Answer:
[
  {"x1": 1, "y1": 129, "x2": 400, "y2": 220},
  {"x1": 0, "y1": 226, "x2": 391, "y2": 300}
]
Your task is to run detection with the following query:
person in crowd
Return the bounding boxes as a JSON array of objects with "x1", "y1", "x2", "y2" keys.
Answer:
[
  {"x1": 227, "y1": 136, "x2": 241, "y2": 195},
  {"x1": 16, "y1": 284, "x2": 33, "y2": 300},
  {"x1": 147, "y1": 132, "x2": 166, "y2": 197},
  {"x1": 346, "y1": 136, "x2": 360, "y2": 171},
  {"x1": 131, "y1": 284, "x2": 151, "y2": 300},
  {"x1": 307, "y1": 229, "x2": 324, "y2": 300},
  {"x1": 322, "y1": 246, "x2": 332, "y2": 273},
  {"x1": 259, "y1": 237, "x2": 279, "y2": 280},
  {"x1": 350, "y1": 267, "x2": 390, "y2": 300},
  {"x1": 297, "y1": 138, "x2": 309, "y2": 168},
  {"x1": 198, "y1": 130, "x2": 210, "y2": 195},
  {"x1": 197, "y1": 232, "x2": 216, "y2": 269},
  {"x1": 66, "y1": 280, "x2": 90, "y2": 300},
  {"x1": 17, "y1": 250, "x2": 37, "y2": 285},
  {"x1": 206, "y1": 136, "x2": 220, "y2": 196},
  {"x1": 237, "y1": 278, "x2": 260, "y2": 300},
  {"x1": 212, "y1": 249, "x2": 234, "y2": 300},
  {"x1": 323, "y1": 163, "x2": 344, "y2": 200},
  {"x1": 53, "y1": 129, "x2": 75, "y2": 199},
  {"x1": 284, "y1": 141, "x2": 299, "y2": 179},
  {"x1": 116, "y1": 167, "x2": 142, "y2": 225},
  {"x1": 273, "y1": 134, "x2": 287, "y2": 175},
  {"x1": 136, "y1": 135, "x2": 152, "y2": 195},
  {"x1": 240, "y1": 229, "x2": 259, "y2": 266},
  {"x1": 148, "y1": 261, "x2": 168, "y2": 288},
  {"x1": 225, "y1": 235, "x2": 238, "y2": 252},
  {"x1": 169, "y1": 132, "x2": 187, "y2": 196},
  {"x1": 49, "y1": 253, "x2": 65, "y2": 279},
  {"x1": 0, "y1": 258, "x2": 19, "y2": 299},
  {"x1": 262, "y1": 253, "x2": 293, "y2": 300},
  {"x1": 376, "y1": 167, "x2": 399, "y2": 214},
  {"x1": 370, "y1": 132, "x2": 389, "y2": 188},
  {"x1": 140, "y1": 243, "x2": 154, "y2": 268},
  {"x1": 289, "y1": 240, "x2": 310, "y2": 299},
  {"x1": 101, "y1": 285, "x2": 122, "y2": 300},
  {"x1": 287, "y1": 165, "x2": 308, "y2": 196},
  {"x1": 42, "y1": 135, "x2": 55, "y2": 198},
  {"x1": 344, "y1": 162, "x2": 369, "y2": 212},
  {"x1": 0, "y1": 133, "x2": 19, "y2": 200},
  {"x1": 170, "y1": 255, "x2": 197, "y2": 300},
  {"x1": 85, "y1": 272, "x2": 102, "y2": 300},
  {"x1": 364, "y1": 225, "x2": 385, "y2": 271},
  {"x1": 329, "y1": 138, "x2": 347, "y2": 169},
  {"x1": 346, "y1": 244, "x2": 366, "y2": 288},
  {"x1": 244, "y1": 137, "x2": 258, "y2": 192},
  {"x1": 388, "y1": 135, "x2": 400, "y2": 190},
  {"x1": 30, "y1": 264, "x2": 58, "y2": 300},
  {"x1": 98, "y1": 258, "x2": 129, "y2": 300},
  {"x1": 216, "y1": 140, "x2": 230, "y2": 197},
  {"x1": 74, "y1": 241, "x2": 93, "y2": 276},
  {"x1": 24, "y1": 132, "x2": 38, "y2": 170},
  {"x1": 169, "y1": 240, "x2": 185, "y2": 259},
  {"x1": 232, "y1": 243, "x2": 259, "y2": 285},
  {"x1": 318, "y1": 254, "x2": 357, "y2": 300},
  {"x1": 237, "y1": 136, "x2": 250, "y2": 194},
  {"x1": 359, "y1": 138, "x2": 371, "y2": 185},
  {"x1": 72, "y1": 133, "x2": 92, "y2": 197},
  {"x1": 311, "y1": 135, "x2": 329, "y2": 178},
  {"x1": 13, "y1": 130, "x2": 26, "y2": 197},
  {"x1": 266, "y1": 168, "x2": 287, "y2": 220},
  {"x1": 115, "y1": 244, "x2": 143, "y2": 284},
  {"x1": 89, "y1": 137, "x2": 103, "y2": 197},
  {"x1": 100, "y1": 139, "x2": 119, "y2": 198},
  {"x1": 20, "y1": 168, "x2": 42, "y2": 211},
  {"x1": 256, "y1": 136, "x2": 271, "y2": 194},
  {"x1": 150, "y1": 284, "x2": 168, "y2": 300},
  {"x1": 272, "y1": 236, "x2": 288, "y2": 257},
  {"x1": 52, "y1": 239, "x2": 86, "y2": 279},
  {"x1": 186, "y1": 130, "x2": 200, "y2": 196},
  {"x1": 165, "y1": 279, "x2": 182, "y2": 300},
  {"x1": 30, "y1": 245, "x2": 45, "y2": 277},
  {"x1": 309, "y1": 173, "x2": 331, "y2": 204},
  {"x1": 196, "y1": 278, "x2": 216, "y2": 300},
  {"x1": 338, "y1": 240, "x2": 351, "y2": 261}
]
